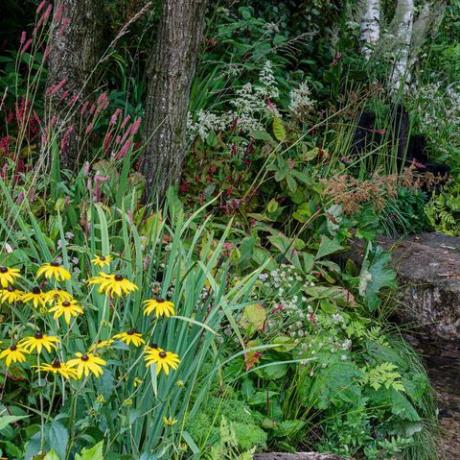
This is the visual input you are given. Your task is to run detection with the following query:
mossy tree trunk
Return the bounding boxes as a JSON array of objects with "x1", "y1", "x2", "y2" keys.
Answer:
[
  {"x1": 47, "y1": 0, "x2": 100, "y2": 170},
  {"x1": 141, "y1": 0, "x2": 208, "y2": 203}
]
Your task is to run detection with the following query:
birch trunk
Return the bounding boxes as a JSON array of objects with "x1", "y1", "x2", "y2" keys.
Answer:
[
  {"x1": 47, "y1": 0, "x2": 100, "y2": 170},
  {"x1": 389, "y1": 0, "x2": 415, "y2": 93},
  {"x1": 141, "y1": 0, "x2": 208, "y2": 202},
  {"x1": 360, "y1": 0, "x2": 381, "y2": 60}
]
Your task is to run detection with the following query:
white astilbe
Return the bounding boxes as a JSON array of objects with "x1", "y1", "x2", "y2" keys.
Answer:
[
  {"x1": 189, "y1": 60, "x2": 282, "y2": 140},
  {"x1": 257, "y1": 60, "x2": 279, "y2": 99},
  {"x1": 289, "y1": 82, "x2": 315, "y2": 120}
]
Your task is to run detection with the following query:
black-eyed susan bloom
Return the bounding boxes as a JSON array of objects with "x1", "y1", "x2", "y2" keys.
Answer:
[
  {"x1": 23, "y1": 287, "x2": 48, "y2": 309},
  {"x1": 20, "y1": 332, "x2": 60, "y2": 354},
  {"x1": 66, "y1": 352, "x2": 107, "y2": 379},
  {"x1": 37, "y1": 359, "x2": 78, "y2": 379},
  {"x1": 144, "y1": 348, "x2": 180, "y2": 375},
  {"x1": 143, "y1": 298, "x2": 175, "y2": 318},
  {"x1": 45, "y1": 288, "x2": 74, "y2": 305},
  {"x1": 0, "y1": 266, "x2": 21, "y2": 287},
  {"x1": 113, "y1": 330, "x2": 145, "y2": 347},
  {"x1": 91, "y1": 255, "x2": 112, "y2": 268},
  {"x1": 49, "y1": 300, "x2": 83, "y2": 325},
  {"x1": 0, "y1": 343, "x2": 28, "y2": 367},
  {"x1": 89, "y1": 338, "x2": 114, "y2": 353},
  {"x1": 88, "y1": 273, "x2": 137, "y2": 297},
  {"x1": 37, "y1": 262, "x2": 71, "y2": 282},
  {"x1": 0, "y1": 286, "x2": 24, "y2": 304}
]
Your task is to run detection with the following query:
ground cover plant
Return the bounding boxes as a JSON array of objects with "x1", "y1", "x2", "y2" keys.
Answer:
[{"x1": 0, "y1": 0, "x2": 457, "y2": 459}]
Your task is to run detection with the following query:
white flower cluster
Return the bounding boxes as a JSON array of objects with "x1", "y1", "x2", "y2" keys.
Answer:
[
  {"x1": 412, "y1": 81, "x2": 460, "y2": 156},
  {"x1": 289, "y1": 81, "x2": 315, "y2": 120},
  {"x1": 188, "y1": 60, "x2": 280, "y2": 140}
]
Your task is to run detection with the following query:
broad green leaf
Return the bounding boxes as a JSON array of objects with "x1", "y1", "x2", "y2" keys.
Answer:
[
  {"x1": 272, "y1": 117, "x2": 286, "y2": 142},
  {"x1": 240, "y1": 304, "x2": 266, "y2": 332},
  {"x1": 315, "y1": 235, "x2": 343, "y2": 259},
  {"x1": 75, "y1": 441, "x2": 104, "y2": 460},
  {"x1": 46, "y1": 421, "x2": 68, "y2": 460},
  {"x1": 0, "y1": 415, "x2": 29, "y2": 431}
]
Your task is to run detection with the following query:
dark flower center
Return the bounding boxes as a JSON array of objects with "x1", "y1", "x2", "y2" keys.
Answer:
[
  {"x1": 50, "y1": 262, "x2": 60, "y2": 267},
  {"x1": 34, "y1": 331, "x2": 43, "y2": 339},
  {"x1": 7, "y1": 286, "x2": 14, "y2": 292},
  {"x1": 62, "y1": 301, "x2": 71, "y2": 307},
  {"x1": 114, "y1": 274, "x2": 124, "y2": 281},
  {"x1": 155, "y1": 297, "x2": 165, "y2": 303},
  {"x1": 32, "y1": 287, "x2": 41, "y2": 294},
  {"x1": 159, "y1": 351, "x2": 167, "y2": 359},
  {"x1": 10, "y1": 344, "x2": 17, "y2": 351},
  {"x1": 81, "y1": 354, "x2": 89, "y2": 361},
  {"x1": 127, "y1": 329, "x2": 136, "y2": 335},
  {"x1": 52, "y1": 360, "x2": 61, "y2": 368},
  {"x1": 149, "y1": 343, "x2": 159, "y2": 349},
  {"x1": 0, "y1": 266, "x2": 8, "y2": 273},
  {"x1": 99, "y1": 256, "x2": 106, "y2": 261}
]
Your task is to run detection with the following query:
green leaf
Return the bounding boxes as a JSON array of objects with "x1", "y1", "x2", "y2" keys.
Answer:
[
  {"x1": 272, "y1": 117, "x2": 286, "y2": 142},
  {"x1": 359, "y1": 245, "x2": 397, "y2": 310},
  {"x1": 46, "y1": 421, "x2": 68, "y2": 460},
  {"x1": 44, "y1": 450, "x2": 61, "y2": 460},
  {"x1": 75, "y1": 441, "x2": 104, "y2": 460},
  {"x1": 240, "y1": 304, "x2": 267, "y2": 332},
  {"x1": 315, "y1": 235, "x2": 343, "y2": 260},
  {"x1": 275, "y1": 419, "x2": 306, "y2": 437},
  {"x1": 0, "y1": 415, "x2": 29, "y2": 431}
]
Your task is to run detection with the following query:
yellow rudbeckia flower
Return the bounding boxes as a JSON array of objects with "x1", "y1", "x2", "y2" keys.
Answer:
[
  {"x1": 45, "y1": 289, "x2": 74, "y2": 305},
  {"x1": 0, "y1": 286, "x2": 24, "y2": 304},
  {"x1": 0, "y1": 266, "x2": 21, "y2": 287},
  {"x1": 48, "y1": 300, "x2": 84, "y2": 325},
  {"x1": 88, "y1": 273, "x2": 137, "y2": 297},
  {"x1": 143, "y1": 298, "x2": 175, "y2": 318},
  {"x1": 20, "y1": 332, "x2": 60, "y2": 354},
  {"x1": 89, "y1": 338, "x2": 114, "y2": 353},
  {"x1": 0, "y1": 343, "x2": 28, "y2": 367},
  {"x1": 37, "y1": 262, "x2": 71, "y2": 282},
  {"x1": 144, "y1": 347, "x2": 180, "y2": 375},
  {"x1": 37, "y1": 359, "x2": 78, "y2": 379},
  {"x1": 113, "y1": 330, "x2": 145, "y2": 347},
  {"x1": 67, "y1": 352, "x2": 107, "y2": 379},
  {"x1": 23, "y1": 287, "x2": 48, "y2": 309},
  {"x1": 91, "y1": 255, "x2": 113, "y2": 268}
]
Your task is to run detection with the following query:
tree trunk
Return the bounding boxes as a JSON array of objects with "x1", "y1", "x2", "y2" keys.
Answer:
[
  {"x1": 360, "y1": 0, "x2": 381, "y2": 61},
  {"x1": 141, "y1": 0, "x2": 208, "y2": 203},
  {"x1": 47, "y1": 0, "x2": 100, "y2": 170},
  {"x1": 389, "y1": 0, "x2": 415, "y2": 93},
  {"x1": 408, "y1": 1, "x2": 446, "y2": 82}
]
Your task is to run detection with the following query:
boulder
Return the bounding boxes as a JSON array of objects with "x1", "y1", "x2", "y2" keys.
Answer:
[
  {"x1": 254, "y1": 454, "x2": 344, "y2": 460},
  {"x1": 350, "y1": 232, "x2": 460, "y2": 340}
]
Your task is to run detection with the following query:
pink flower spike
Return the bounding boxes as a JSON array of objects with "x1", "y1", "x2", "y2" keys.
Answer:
[
  {"x1": 80, "y1": 101, "x2": 89, "y2": 116},
  {"x1": 54, "y1": 4, "x2": 64, "y2": 24},
  {"x1": 130, "y1": 118, "x2": 142, "y2": 136},
  {"x1": 36, "y1": 0, "x2": 47, "y2": 14},
  {"x1": 20, "y1": 31, "x2": 27, "y2": 46},
  {"x1": 120, "y1": 115, "x2": 131, "y2": 129},
  {"x1": 21, "y1": 38, "x2": 33, "y2": 54},
  {"x1": 85, "y1": 122, "x2": 94, "y2": 135},
  {"x1": 37, "y1": 4, "x2": 52, "y2": 29},
  {"x1": 110, "y1": 108, "x2": 122, "y2": 126},
  {"x1": 116, "y1": 140, "x2": 132, "y2": 160}
]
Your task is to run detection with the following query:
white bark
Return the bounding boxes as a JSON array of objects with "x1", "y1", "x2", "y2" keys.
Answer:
[
  {"x1": 360, "y1": 0, "x2": 381, "y2": 60},
  {"x1": 389, "y1": 0, "x2": 415, "y2": 93}
]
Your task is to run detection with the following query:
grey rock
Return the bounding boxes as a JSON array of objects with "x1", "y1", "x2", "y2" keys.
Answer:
[
  {"x1": 350, "y1": 232, "x2": 460, "y2": 340},
  {"x1": 254, "y1": 454, "x2": 344, "y2": 460}
]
